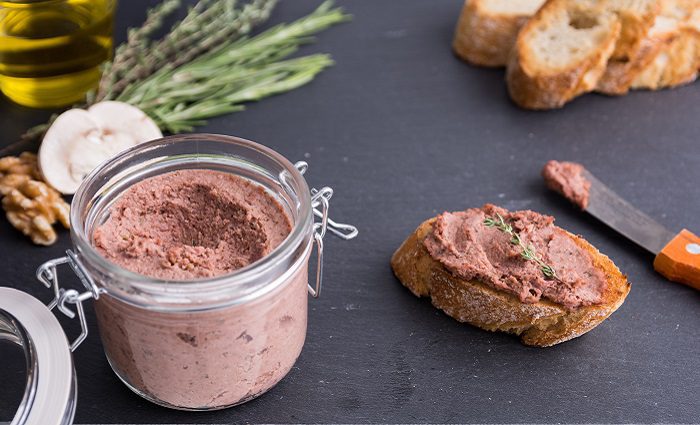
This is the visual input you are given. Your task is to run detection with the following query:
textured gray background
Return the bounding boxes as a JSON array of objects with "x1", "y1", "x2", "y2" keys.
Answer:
[{"x1": 0, "y1": 0, "x2": 699, "y2": 423}]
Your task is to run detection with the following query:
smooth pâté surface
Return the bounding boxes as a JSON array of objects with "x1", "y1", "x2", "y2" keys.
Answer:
[
  {"x1": 93, "y1": 169, "x2": 291, "y2": 280},
  {"x1": 0, "y1": 0, "x2": 699, "y2": 423},
  {"x1": 423, "y1": 204, "x2": 608, "y2": 309}
]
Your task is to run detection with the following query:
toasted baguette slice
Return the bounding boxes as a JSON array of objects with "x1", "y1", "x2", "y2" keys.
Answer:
[
  {"x1": 453, "y1": 0, "x2": 546, "y2": 67},
  {"x1": 507, "y1": 0, "x2": 622, "y2": 109},
  {"x1": 596, "y1": 36, "x2": 666, "y2": 94},
  {"x1": 598, "y1": 0, "x2": 697, "y2": 94},
  {"x1": 631, "y1": 0, "x2": 700, "y2": 90},
  {"x1": 605, "y1": 0, "x2": 661, "y2": 60},
  {"x1": 391, "y1": 218, "x2": 630, "y2": 347},
  {"x1": 632, "y1": 29, "x2": 700, "y2": 89},
  {"x1": 596, "y1": 21, "x2": 676, "y2": 96}
]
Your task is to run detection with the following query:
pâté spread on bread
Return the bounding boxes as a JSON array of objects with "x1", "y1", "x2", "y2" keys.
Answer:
[
  {"x1": 424, "y1": 204, "x2": 606, "y2": 310},
  {"x1": 391, "y1": 203, "x2": 630, "y2": 346},
  {"x1": 541, "y1": 160, "x2": 591, "y2": 209}
]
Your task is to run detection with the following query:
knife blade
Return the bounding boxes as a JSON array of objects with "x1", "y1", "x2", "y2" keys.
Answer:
[
  {"x1": 582, "y1": 170, "x2": 676, "y2": 254},
  {"x1": 547, "y1": 167, "x2": 700, "y2": 290}
]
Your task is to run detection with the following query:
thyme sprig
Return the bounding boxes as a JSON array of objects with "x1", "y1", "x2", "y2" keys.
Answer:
[
  {"x1": 117, "y1": 1, "x2": 350, "y2": 132},
  {"x1": 97, "y1": 0, "x2": 279, "y2": 102},
  {"x1": 95, "y1": 0, "x2": 183, "y2": 102},
  {"x1": 484, "y1": 213, "x2": 557, "y2": 279}
]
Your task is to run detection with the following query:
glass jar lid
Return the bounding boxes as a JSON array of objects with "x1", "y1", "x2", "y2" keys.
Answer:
[{"x1": 0, "y1": 288, "x2": 76, "y2": 425}]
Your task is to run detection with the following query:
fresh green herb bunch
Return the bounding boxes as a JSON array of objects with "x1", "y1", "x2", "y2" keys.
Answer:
[
  {"x1": 118, "y1": 0, "x2": 350, "y2": 132},
  {"x1": 484, "y1": 213, "x2": 558, "y2": 279},
  {"x1": 97, "y1": 0, "x2": 282, "y2": 104},
  {"x1": 4, "y1": 0, "x2": 350, "y2": 155}
]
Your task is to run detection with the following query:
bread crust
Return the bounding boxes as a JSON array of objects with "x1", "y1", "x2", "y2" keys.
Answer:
[
  {"x1": 506, "y1": 0, "x2": 622, "y2": 109},
  {"x1": 391, "y1": 218, "x2": 631, "y2": 347},
  {"x1": 631, "y1": 28, "x2": 700, "y2": 89},
  {"x1": 596, "y1": 38, "x2": 664, "y2": 94},
  {"x1": 609, "y1": 0, "x2": 661, "y2": 60},
  {"x1": 453, "y1": 0, "x2": 540, "y2": 67},
  {"x1": 598, "y1": 0, "x2": 699, "y2": 94}
]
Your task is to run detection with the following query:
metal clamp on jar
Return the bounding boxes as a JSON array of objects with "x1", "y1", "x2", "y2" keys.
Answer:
[{"x1": 0, "y1": 134, "x2": 357, "y2": 422}]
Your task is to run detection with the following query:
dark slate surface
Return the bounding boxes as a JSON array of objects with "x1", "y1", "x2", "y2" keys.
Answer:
[{"x1": 1, "y1": 0, "x2": 699, "y2": 423}]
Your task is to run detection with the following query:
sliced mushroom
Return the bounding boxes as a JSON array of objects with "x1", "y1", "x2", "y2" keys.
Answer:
[
  {"x1": 39, "y1": 101, "x2": 162, "y2": 195},
  {"x1": 87, "y1": 101, "x2": 163, "y2": 144}
]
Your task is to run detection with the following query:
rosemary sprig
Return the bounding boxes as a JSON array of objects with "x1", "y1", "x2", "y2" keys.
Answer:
[
  {"x1": 484, "y1": 213, "x2": 557, "y2": 279},
  {"x1": 137, "y1": 54, "x2": 335, "y2": 132}
]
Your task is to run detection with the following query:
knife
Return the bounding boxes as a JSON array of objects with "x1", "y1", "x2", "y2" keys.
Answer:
[{"x1": 552, "y1": 169, "x2": 700, "y2": 290}]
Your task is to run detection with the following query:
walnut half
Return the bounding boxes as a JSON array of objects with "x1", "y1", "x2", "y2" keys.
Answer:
[{"x1": 0, "y1": 153, "x2": 70, "y2": 246}]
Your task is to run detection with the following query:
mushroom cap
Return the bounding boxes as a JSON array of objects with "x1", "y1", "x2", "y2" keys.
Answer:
[{"x1": 39, "y1": 101, "x2": 163, "y2": 195}]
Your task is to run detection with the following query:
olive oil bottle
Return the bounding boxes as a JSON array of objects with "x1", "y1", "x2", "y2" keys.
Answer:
[{"x1": 0, "y1": 0, "x2": 115, "y2": 108}]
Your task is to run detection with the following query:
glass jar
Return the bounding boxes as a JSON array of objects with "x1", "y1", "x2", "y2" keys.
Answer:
[
  {"x1": 0, "y1": 134, "x2": 357, "y2": 420},
  {"x1": 0, "y1": 0, "x2": 115, "y2": 108}
]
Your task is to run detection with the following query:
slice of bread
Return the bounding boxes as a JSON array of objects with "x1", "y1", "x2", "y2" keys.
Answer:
[
  {"x1": 453, "y1": 0, "x2": 546, "y2": 67},
  {"x1": 598, "y1": 0, "x2": 697, "y2": 94},
  {"x1": 631, "y1": 0, "x2": 700, "y2": 90},
  {"x1": 605, "y1": 0, "x2": 661, "y2": 60},
  {"x1": 632, "y1": 29, "x2": 700, "y2": 89},
  {"x1": 596, "y1": 36, "x2": 666, "y2": 94},
  {"x1": 507, "y1": 0, "x2": 622, "y2": 109},
  {"x1": 391, "y1": 218, "x2": 630, "y2": 347}
]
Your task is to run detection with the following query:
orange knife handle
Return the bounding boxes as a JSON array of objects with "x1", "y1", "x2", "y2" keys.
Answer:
[{"x1": 653, "y1": 229, "x2": 700, "y2": 290}]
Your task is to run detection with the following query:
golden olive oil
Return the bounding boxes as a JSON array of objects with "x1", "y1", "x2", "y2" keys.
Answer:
[{"x1": 0, "y1": 0, "x2": 115, "y2": 108}]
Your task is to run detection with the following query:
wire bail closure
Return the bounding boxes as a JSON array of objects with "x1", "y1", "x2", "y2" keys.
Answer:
[
  {"x1": 36, "y1": 250, "x2": 103, "y2": 352},
  {"x1": 295, "y1": 161, "x2": 358, "y2": 298}
]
